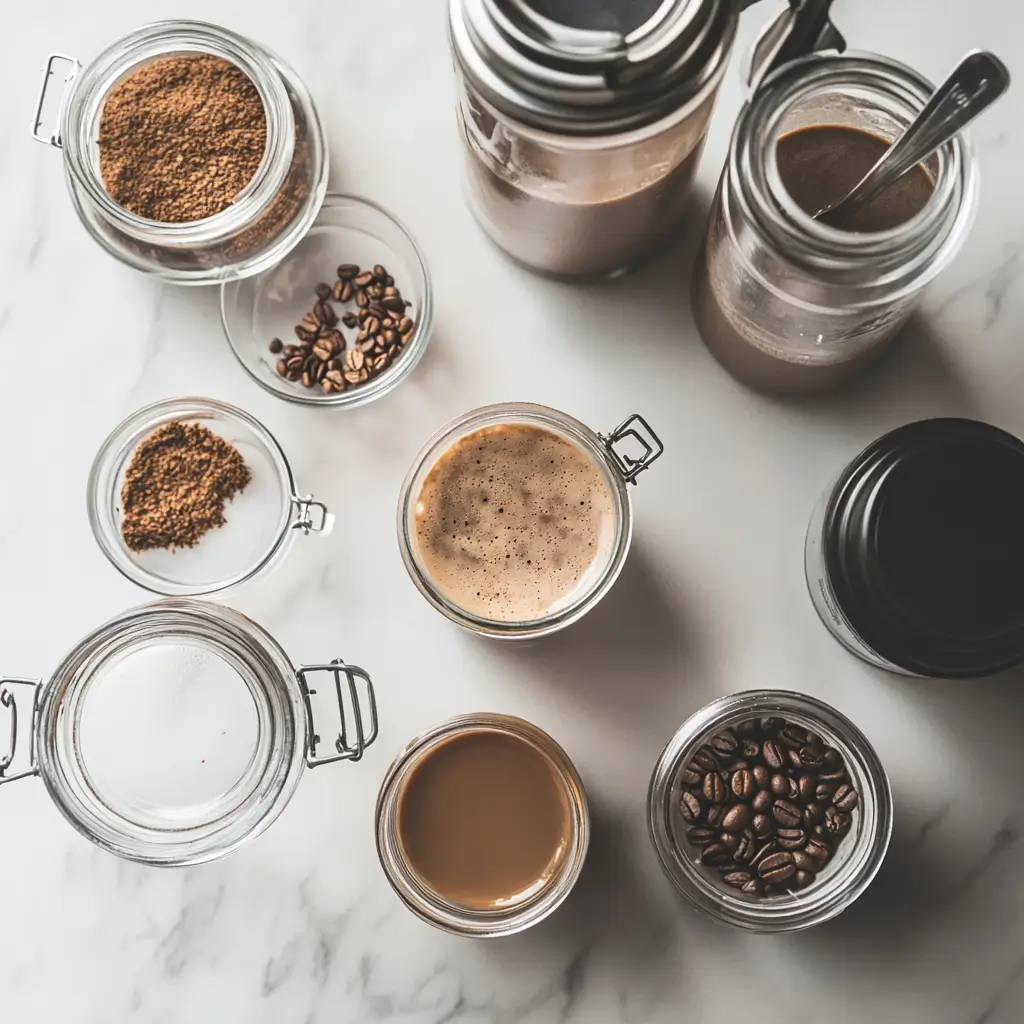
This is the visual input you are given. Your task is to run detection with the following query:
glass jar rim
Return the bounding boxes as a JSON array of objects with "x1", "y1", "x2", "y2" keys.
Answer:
[
  {"x1": 648, "y1": 690, "x2": 893, "y2": 932},
  {"x1": 396, "y1": 402, "x2": 635, "y2": 640},
  {"x1": 375, "y1": 713, "x2": 590, "y2": 936},
  {"x1": 87, "y1": 396, "x2": 319, "y2": 597},
  {"x1": 62, "y1": 20, "x2": 298, "y2": 243},
  {"x1": 729, "y1": 50, "x2": 977, "y2": 298}
]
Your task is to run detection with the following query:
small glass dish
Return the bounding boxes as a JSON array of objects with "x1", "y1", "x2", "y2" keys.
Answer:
[
  {"x1": 220, "y1": 193, "x2": 433, "y2": 407},
  {"x1": 88, "y1": 397, "x2": 333, "y2": 597},
  {"x1": 647, "y1": 690, "x2": 892, "y2": 932}
]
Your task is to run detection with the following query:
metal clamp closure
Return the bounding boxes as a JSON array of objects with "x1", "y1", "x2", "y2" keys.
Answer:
[
  {"x1": 0, "y1": 678, "x2": 42, "y2": 786},
  {"x1": 298, "y1": 661, "x2": 378, "y2": 768},
  {"x1": 601, "y1": 414, "x2": 664, "y2": 485},
  {"x1": 291, "y1": 494, "x2": 334, "y2": 536},
  {"x1": 32, "y1": 53, "x2": 81, "y2": 148}
]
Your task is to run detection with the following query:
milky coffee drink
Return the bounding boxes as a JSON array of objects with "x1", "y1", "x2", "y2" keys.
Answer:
[{"x1": 412, "y1": 423, "x2": 615, "y2": 622}]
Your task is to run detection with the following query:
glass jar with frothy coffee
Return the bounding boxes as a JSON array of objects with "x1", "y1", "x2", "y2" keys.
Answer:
[
  {"x1": 397, "y1": 403, "x2": 663, "y2": 639},
  {"x1": 692, "y1": 52, "x2": 978, "y2": 394}
]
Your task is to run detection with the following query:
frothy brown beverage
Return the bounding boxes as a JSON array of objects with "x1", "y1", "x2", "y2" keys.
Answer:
[{"x1": 412, "y1": 423, "x2": 615, "y2": 622}]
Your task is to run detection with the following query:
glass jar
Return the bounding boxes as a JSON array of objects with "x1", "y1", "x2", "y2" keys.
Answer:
[
  {"x1": 0, "y1": 600, "x2": 377, "y2": 866},
  {"x1": 375, "y1": 714, "x2": 589, "y2": 936},
  {"x1": 32, "y1": 20, "x2": 328, "y2": 284},
  {"x1": 397, "y1": 403, "x2": 664, "y2": 639},
  {"x1": 447, "y1": 0, "x2": 741, "y2": 279},
  {"x1": 88, "y1": 397, "x2": 333, "y2": 596},
  {"x1": 806, "y1": 419, "x2": 1024, "y2": 678},
  {"x1": 648, "y1": 690, "x2": 892, "y2": 932},
  {"x1": 692, "y1": 51, "x2": 978, "y2": 394}
]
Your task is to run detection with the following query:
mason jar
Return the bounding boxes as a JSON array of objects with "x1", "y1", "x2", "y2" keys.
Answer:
[
  {"x1": 375, "y1": 714, "x2": 589, "y2": 936},
  {"x1": 0, "y1": 600, "x2": 377, "y2": 866},
  {"x1": 806, "y1": 419, "x2": 1024, "y2": 678},
  {"x1": 32, "y1": 20, "x2": 328, "y2": 284},
  {"x1": 648, "y1": 690, "x2": 892, "y2": 932},
  {"x1": 692, "y1": 51, "x2": 978, "y2": 394},
  {"x1": 447, "y1": 0, "x2": 745, "y2": 279},
  {"x1": 397, "y1": 403, "x2": 664, "y2": 639}
]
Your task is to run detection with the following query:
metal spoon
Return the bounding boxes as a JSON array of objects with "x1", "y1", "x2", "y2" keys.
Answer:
[{"x1": 814, "y1": 50, "x2": 1010, "y2": 228}]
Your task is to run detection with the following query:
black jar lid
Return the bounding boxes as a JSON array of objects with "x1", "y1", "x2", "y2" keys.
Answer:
[{"x1": 824, "y1": 419, "x2": 1024, "y2": 678}]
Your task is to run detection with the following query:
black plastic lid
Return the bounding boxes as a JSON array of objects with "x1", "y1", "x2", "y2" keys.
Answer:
[{"x1": 824, "y1": 419, "x2": 1024, "y2": 678}]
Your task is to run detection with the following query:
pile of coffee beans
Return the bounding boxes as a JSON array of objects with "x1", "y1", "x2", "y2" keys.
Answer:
[
  {"x1": 270, "y1": 263, "x2": 415, "y2": 395},
  {"x1": 677, "y1": 717, "x2": 859, "y2": 897}
]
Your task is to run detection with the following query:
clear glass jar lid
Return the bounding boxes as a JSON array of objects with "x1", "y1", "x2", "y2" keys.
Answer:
[
  {"x1": 0, "y1": 600, "x2": 377, "y2": 865},
  {"x1": 87, "y1": 398, "x2": 333, "y2": 596}
]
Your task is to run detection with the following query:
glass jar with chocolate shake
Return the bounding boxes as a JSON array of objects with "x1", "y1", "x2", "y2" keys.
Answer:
[
  {"x1": 447, "y1": 0, "x2": 748, "y2": 279},
  {"x1": 376, "y1": 714, "x2": 589, "y2": 936},
  {"x1": 692, "y1": 52, "x2": 978, "y2": 394},
  {"x1": 397, "y1": 402, "x2": 663, "y2": 639}
]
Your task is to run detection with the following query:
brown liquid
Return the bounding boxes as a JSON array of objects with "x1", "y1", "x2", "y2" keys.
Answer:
[
  {"x1": 397, "y1": 730, "x2": 571, "y2": 909},
  {"x1": 777, "y1": 125, "x2": 934, "y2": 233},
  {"x1": 413, "y1": 423, "x2": 615, "y2": 622}
]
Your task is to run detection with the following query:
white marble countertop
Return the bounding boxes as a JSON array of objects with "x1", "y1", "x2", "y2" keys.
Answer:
[{"x1": 2, "y1": 0, "x2": 1023, "y2": 1021}]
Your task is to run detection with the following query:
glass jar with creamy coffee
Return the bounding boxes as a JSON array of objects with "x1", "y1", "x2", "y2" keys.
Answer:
[
  {"x1": 397, "y1": 403, "x2": 663, "y2": 639},
  {"x1": 692, "y1": 52, "x2": 978, "y2": 394},
  {"x1": 447, "y1": 0, "x2": 744, "y2": 279}
]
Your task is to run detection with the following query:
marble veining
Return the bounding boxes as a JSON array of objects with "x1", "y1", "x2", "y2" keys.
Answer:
[{"x1": 1, "y1": 0, "x2": 1024, "y2": 1021}]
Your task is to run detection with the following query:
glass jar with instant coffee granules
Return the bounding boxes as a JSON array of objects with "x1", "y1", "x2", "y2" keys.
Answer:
[
  {"x1": 32, "y1": 20, "x2": 328, "y2": 284},
  {"x1": 447, "y1": 0, "x2": 755, "y2": 279},
  {"x1": 692, "y1": 52, "x2": 978, "y2": 394}
]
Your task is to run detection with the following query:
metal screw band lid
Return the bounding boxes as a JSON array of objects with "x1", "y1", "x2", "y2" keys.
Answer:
[{"x1": 449, "y1": 0, "x2": 738, "y2": 133}]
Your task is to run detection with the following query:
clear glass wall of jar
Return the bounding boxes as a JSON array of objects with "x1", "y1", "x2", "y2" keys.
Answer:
[
  {"x1": 448, "y1": 0, "x2": 740, "y2": 279},
  {"x1": 36, "y1": 21, "x2": 328, "y2": 284},
  {"x1": 648, "y1": 691, "x2": 892, "y2": 932},
  {"x1": 692, "y1": 52, "x2": 978, "y2": 394},
  {"x1": 376, "y1": 714, "x2": 589, "y2": 937}
]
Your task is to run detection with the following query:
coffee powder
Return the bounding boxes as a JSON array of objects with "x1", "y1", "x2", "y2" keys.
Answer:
[{"x1": 98, "y1": 54, "x2": 268, "y2": 223}]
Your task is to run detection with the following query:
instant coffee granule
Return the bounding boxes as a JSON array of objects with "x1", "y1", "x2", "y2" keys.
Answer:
[
  {"x1": 98, "y1": 54, "x2": 267, "y2": 222},
  {"x1": 120, "y1": 421, "x2": 252, "y2": 552}
]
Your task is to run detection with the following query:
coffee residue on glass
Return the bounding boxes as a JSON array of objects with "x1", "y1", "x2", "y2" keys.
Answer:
[
  {"x1": 120, "y1": 421, "x2": 252, "y2": 552},
  {"x1": 98, "y1": 54, "x2": 268, "y2": 222}
]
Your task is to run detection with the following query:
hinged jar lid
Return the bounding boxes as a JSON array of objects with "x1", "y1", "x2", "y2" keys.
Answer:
[
  {"x1": 449, "y1": 0, "x2": 739, "y2": 133},
  {"x1": 0, "y1": 600, "x2": 377, "y2": 865}
]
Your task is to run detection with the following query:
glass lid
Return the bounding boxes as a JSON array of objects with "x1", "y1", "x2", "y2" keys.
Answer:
[{"x1": 87, "y1": 397, "x2": 332, "y2": 596}]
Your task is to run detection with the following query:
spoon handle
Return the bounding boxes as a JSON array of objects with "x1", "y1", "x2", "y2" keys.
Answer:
[{"x1": 817, "y1": 50, "x2": 1010, "y2": 226}]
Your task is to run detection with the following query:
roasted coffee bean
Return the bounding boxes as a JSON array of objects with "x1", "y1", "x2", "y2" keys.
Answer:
[
  {"x1": 779, "y1": 724, "x2": 808, "y2": 749},
  {"x1": 301, "y1": 369, "x2": 313, "y2": 388},
  {"x1": 312, "y1": 340, "x2": 334, "y2": 362},
  {"x1": 315, "y1": 282, "x2": 332, "y2": 301},
  {"x1": 815, "y1": 781, "x2": 838, "y2": 803},
  {"x1": 707, "y1": 804, "x2": 726, "y2": 828},
  {"x1": 701, "y1": 843, "x2": 733, "y2": 867},
  {"x1": 356, "y1": 289, "x2": 369, "y2": 308},
  {"x1": 337, "y1": 263, "x2": 359, "y2": 279},
  {"x1": 275, "y1": 358, "x2": 288, "y2": 377},
  {"x1": 776, "y1": 828, "x2": 806, "y2": 851},
  {"x1": 735, "y1": 720, "x2": 759, "y2": 738},
  {"x1": 680, "y1": 792, "x2": 702, "y2": 823},
  {"x1": 373, "y1": 263, "x2": 388, "y2": 279},
  {"x1": 770, "y1": 773, "x2": 789, "y2": 797},
  {"x1": 731, "y1": 769, "x2": 755, "y2": 801},
  {"x1": 786, "y1": 777, "x2": 800, "y2": 801},
  {"x1": 269, "y1": 337, "x2": 283, "y2": 354},
  {"x1": 752, "y1": 765, "x2": 771, "y2": 789},
  {"x1": 818, "y1": 766, "x2": 847, "y2": 783},
  {"x1": 750, "y1": 839, "x2": 778, "y2": 867},
  {"x1": 735, "y1": 831, "x2": 757, "y2": 863},
  {"x1": 803, "y1": 802, "x2": 822, "y2": 827},
  {"x1": 758, "y1": 852, "x2": 796, "y2": 883},
  {"x1": 398, "y1": 315, "x2": 415, "y2": 335},
  {"x1": 741, "y1": 738, "x2": 761, "y2": 759},
  {"x1": 342, "y1": 311, "x2": 359, "y2": 328},
  {"x1": 794, "y1": 870, "x2": 815, "y2": 890},
  {"x1": 763, "y1": 740, "x2": 784, "y2": 769},
  {"x1": 382, "y1": 295, "x2": 405, "y2": 312},
  {"x1": 787, "y1": 748, "x2": 804, "y2": 771},
  {"x1": 791, "y1": 850, "x2": 819, "y2": 873},
  {"x1": 680, "y1": 767, "x2": 702, "y2": 786},
  {"x1": 761, "y1": 717, "x2": 784, "y2": 735},
  {"x1": 810, "y1": 824, "x2": 833, "y2": 845},
  {"x1": 383, "y1": 328, "x2": 399, "y2": 347},
  {"x1": 833, "y1": 783, "x2": 859, "y2": 812},
  {"x1": 353, "y1": 270, "x2": 375, "y2": 287},
  {"x1": 710, "y1": 730, "x2": 739, "y2": 757},
  {"x1": 723, "y1": 871, "x2": 754, "y2": 890},
  {"x1": 722, "y1": 804, "x2": 752, "y2": 832},
  {"x1": 799, "y1": 775, "x2": 816, "y2": 802},
  {"x1": 685, "y1": 827, "x2": 718, "y2": 847},
  {"x1": 824, "y1": 806, "x2": 852, "y2": 836},
  {"x1": 804, "y1": 837, "x2": 832, "y2": 863},
  {"x1": 703, "y1": 772, "x2": 726, "y2": 804},
  {"x1": 741, "y1": 878, "x2": 764, "y2": 895},
  {"x1": 773, "y1": 800, "x2": 802, "y2": 828},
  {"x1": 752, "y1": 790, "x2": 772, "y2": 814},
  {"x1": 823, "y1": 747, "x2": 843, "y2": 769},
  {"x1": 720, "y1": 832, "x2": 742, "y2": 853},
  {"x1": 798, "y1": 744, "x2": 826, "y2": 770},
  {"x1": 753, "y1": 813, "x2": 773, "y2": 838},
  {"x1": 690, "y1": 747, "x2": 719, "y2": 773}
]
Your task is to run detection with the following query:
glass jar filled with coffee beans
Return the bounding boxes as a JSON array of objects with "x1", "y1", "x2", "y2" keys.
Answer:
[{"x1": 648, "y1": 690, "x2": 892, "y2": 931}]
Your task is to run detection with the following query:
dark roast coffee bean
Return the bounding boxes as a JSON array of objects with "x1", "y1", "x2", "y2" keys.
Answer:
[
  {"x1": 741, "y1": 878, "x2": 764, "y2": 895},
  {"x1": 824, "y1": 806, "x2": 852, "y2": 836},
  {"x1": 741, "y1": 738, "x2": 761, "y2": 759},
  {"x1": 753, "y1": 790, "x2": 772, "y2": 814},
  {"x1": 763, "y1": 740, "x2": 784, "y2": 769},
  {"x1": 735, "y1": 831, "x2": 757, "y2": 863},
  {"x1": 787, "y1": 748, "x2": 804, "y2": 771},
  {"x1": 680, "y1": 791, "x2": 703, "y2": 823},
  {"x1": 753, "y1": 765, "x2": 771, "y2": 789},
  {"x1": 823, "y1": 747, "x2": 843, "y2": 769},
  {"x1": 805, "y1": 837, "x2": 832, "y2": 863},
  {"x1": 686, "y1": 827, "x2": 717, "y2": 847},
  {"x1": 803, "y1": 802, "x2": 822, "y2": 827},
  {"x1": 791, "y1": 850, "x2": 819, "y2": 873},
  {"x1": 770, "y1": 774, "x2": 789, "y2": 797},
  {"x1": 779, "y1": 724, "x2": 808, "y2": 749},
  {"x1": 833, "y1": 783, "x2": 859, "y2": 812},
  {"x1": 794, "y1": 870, "x2": 815, "y2": 890},
  {"x1": 703, "y1": 772, "x2": 726, "y2": 804},
  {"x1": 786, "y1": 777, "x2": 800, "y2": 801},
  {"x1": 751, "y1": 840, "x2": 779, "y2": 867},
  {"x1": 761, "y1": 717, "x2": 784, "y2": 735},
  {"x1": 776, "y1": 828, "x2": 806, "y2": 851},
  {"x1": 818, "y1": 766, "x2": 847, "y2": 783},
  {"x1": 690, "y1": 747, "x2": 719, "y2": 772},
  {"x1": 799, "y1": 775, "x2": 816, "y2": 802},
  {"x1": 722, "y1": 804, "x2": 752, "y2": 832},
  {"x1": 735, "y1": 720, "x2": 758, "y2": 738},
  {"x1": 758, "y1": 852, "x2": 796, "y2": 883},
  {"x1": 724, "y1": 871, "x2": 754, "y2": 890},
  {"x1": 731, "y1": 769, "x2": 755, "y2": 801},
  {"x1": 701, "y1": 843, "x2": 733, "y2": 867},
  {"x1": 707, "y1": 804, "x2": 726, "y2": 828},
  {"x1": 815, "y1": 782, "x2": 838, "y2": 803},
  {"x1": 720, "y1": 831, "x2": 742, "y2": 853},
  {"x1": 773, "y1": 800, "x2": 802, "y2": 828},
  {"x1": 710, "y1": 730, "x2": 739, "y2": 757},
  {"x1": 753, "y1": 813, "x2": 773, "y2": 838},
  {"x1": 680, "y1": 767, "x2": 702, "y2": 786},
  {"x1": 798, "y1": 745, "x2": 826, "y2": 770}
]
